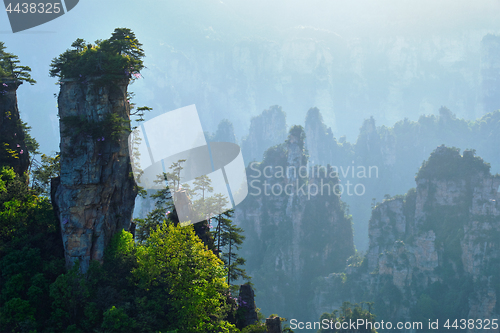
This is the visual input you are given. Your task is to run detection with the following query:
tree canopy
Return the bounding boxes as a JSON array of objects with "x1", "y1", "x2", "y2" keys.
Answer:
[
  {"x1": 0, "y1": 42, "x2": 36, "y2": 85},
  {"x1": 49, "y1": 28, "x2": 145, "y2": 81}
]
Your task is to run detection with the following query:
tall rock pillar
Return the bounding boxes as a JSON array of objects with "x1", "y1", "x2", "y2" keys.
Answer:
[{"x1": 53, "y1": 77, "x2": 137, "y2": 271}]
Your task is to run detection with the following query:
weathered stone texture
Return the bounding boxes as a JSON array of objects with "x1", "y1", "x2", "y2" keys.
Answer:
[
  {"x1": 53, "y1": 78, "x2": 136, "y2": 272},
  {"x1": 265, "y1": 316, "x2": 282, "y2": 333},
  {"x1": 314, "y1": 149, "x2": 500, "y2": 332}
]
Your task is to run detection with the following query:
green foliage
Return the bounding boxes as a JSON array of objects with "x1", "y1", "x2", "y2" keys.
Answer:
[
  {"x1": 31, "y1": 153, "x2": 60, "y2": 196},
  {"x1": 317, "y1": 302, "x2": 377, "y2": 333},
  {"x1": 21, "y1": 121, "x2": 40, "y2": 157},
  {"x1": 61, "y1": 111, "x2": 131, "y2": 148},
  {"x1": 0, "y1": 297, "x2": 36, "y2": 330},
  {"x1": 49, "y1": 28, "x2": 144, "y2": 82},
  {"x1": 0, "y1": 166, "x2": 65, "y2": 332},
  {"x1": 101, "y1": 305, "x2": 137, "y2": 332},
  {"x1": 133, "y1": 177, "x2": 175, "y2": 243},
  {"x1": 410, "y1": 279, "x2": 471, "y2": 327},
  {"x1": 0, "y1": 167, "x2": 57, "y2": 247},
  {"x1": 241, "y1": 323, "x2": 267, "y2": 333},
  {"x1": 287, "y1": 125, "x2": 306, "y2": 151},
  {"x1": 215, "y1": 209, "x2": 249, "y2": 285},
  {"x1": 416, "y1": 146, "x2": 490, "y2": 181},
  {"x1": 193, "y1": 174, "x2": 214, "y2": 200},
  {"x1": 133, "y1": 223, "x2": 235, "y2": 332}
]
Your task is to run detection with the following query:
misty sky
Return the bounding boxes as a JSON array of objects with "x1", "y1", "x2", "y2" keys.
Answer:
[{"x1": 1, "y1": 0, "x2": 500, "y2": 154}]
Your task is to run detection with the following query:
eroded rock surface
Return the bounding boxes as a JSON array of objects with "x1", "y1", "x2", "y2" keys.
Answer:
[
  {"x1": 314, "y1": 147, "x2": 500, "y2": 332},
  {"x1": 53, "y1": 78, "x2": 136, "y2": 272}
]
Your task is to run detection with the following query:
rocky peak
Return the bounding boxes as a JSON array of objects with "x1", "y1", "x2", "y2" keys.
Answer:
[
  {"x1": 241, "y1": 105, "x2": 287, "y2": 165},
  {"x1": 285, "y1": 125, "x2": 306, "y2": 177},
  {"x1": 304, "y1": 107, "x2": 337, "y2": 166}
]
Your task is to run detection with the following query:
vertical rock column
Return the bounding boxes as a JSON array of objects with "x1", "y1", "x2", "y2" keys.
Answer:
[
  {"x1": 53, "y1": 77, "x2": 137, "y2": 272},
  {"x1": 0, "y1": 80, "x2": 29, "y2": 175}
]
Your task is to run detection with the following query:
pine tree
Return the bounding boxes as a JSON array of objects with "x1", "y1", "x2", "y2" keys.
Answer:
[
  {"x1": 211, "y1": 204, "x2": 248, "y2": 285},
  {"x1": 193, "y1": 175, "x2": 213, "y2": 201},
  {"x1": 221, "y1": 216, "x2": 248, "y2": 285},
  {"x1": 108, "y1": 28, "x2": 145, "y2": 60},
  {"x1": 0, "y1": 42, "x2": 36, "y2": 85}
]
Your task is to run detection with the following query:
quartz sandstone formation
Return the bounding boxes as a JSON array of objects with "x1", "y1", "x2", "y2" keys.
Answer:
[
  {"x1": 238, "y1": 283, "x2": 258, "y2": 327},
  {"x1": 52, "y1": 77, "x2": 136, "y2": 272},
  {"x1": 314, "y1": 146, "x2": 500, "y2": 332},
  {"x1": 265, "y1": 316, "x2": 282, "y2": 333},
  {"x1": 235, "y1": 126, "x2": 354, "y2": 320},
  {"x1": 0, "y1": 79, "x2": 30, "y2": 175}
]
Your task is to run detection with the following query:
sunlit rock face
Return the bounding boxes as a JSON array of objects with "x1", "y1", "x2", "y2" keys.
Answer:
[
  {"x1": 0, "y1": 80, "x2": 29, "y2": 175},
  {"x1": 314, "y1": 147, "x2": 500, "y2": 329},
  {"x1": 52, "y1": 78, "x2": 136, "y2": 272}
]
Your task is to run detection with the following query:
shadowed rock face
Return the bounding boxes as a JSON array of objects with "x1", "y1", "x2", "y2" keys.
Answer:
[
  {"x1": 0, "y1": 80, "x2": 29, "y2": 175},
  {"x1": 52, "y1": 77, "x2": 136, "y2": 272},
  {"x1": 238, "y1": 284, "x2": 258, "y2": 327},
  {"x1": 235, "y1": 126, "x2": 354, "y2": 320}
]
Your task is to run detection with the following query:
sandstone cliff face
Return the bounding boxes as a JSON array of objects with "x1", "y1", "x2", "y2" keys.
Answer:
[
  {"x1": 236, "y1": 126, "x2": 354, "y2": 320},
  {"x1": 52, "y1": 78, "x2": 136, "y2": 272},
  {"x1": 314, "y1": 146, "x2": 500, "y2": 332},
  {"x1": 0, "y1": 80, "x2": 29, "y2": 175}
]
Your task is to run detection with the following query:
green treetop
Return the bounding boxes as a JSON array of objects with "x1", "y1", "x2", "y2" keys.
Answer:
[
  {"x1": 0, "y1": 42, "x2": 36, "y2": 85},
  {"x1": 49, "y1": 28, "x2": 145, "y2": 81}
]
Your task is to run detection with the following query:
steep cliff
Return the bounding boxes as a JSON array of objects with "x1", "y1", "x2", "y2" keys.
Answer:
[
  {"x1": 241, "y1": 105, "x2": 287, "y2": 164},
  {"x1": 236, "y1": 125, "x2": 354, "y2": 320},
  {"x1": 314, "y1": 146, "x2": 500, "y2": 331},
  {"x1": 0, "y1": 80, "x2": 30, "y2": 175},
  {"x1": 52, "y1": 77, "x2": 137, "y2": 272}
]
